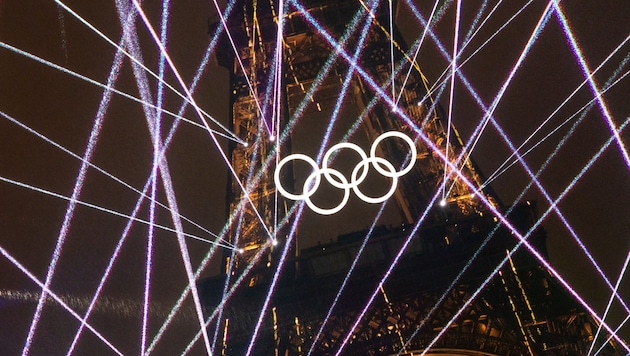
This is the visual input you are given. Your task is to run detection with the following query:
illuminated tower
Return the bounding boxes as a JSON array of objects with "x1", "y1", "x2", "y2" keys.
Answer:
[
  {"x1": 200, "y1": 0, "x2": 625, "y2": 354},
  {"x1": 216, "y1": 0, "x2": 494, "y2": 285}
]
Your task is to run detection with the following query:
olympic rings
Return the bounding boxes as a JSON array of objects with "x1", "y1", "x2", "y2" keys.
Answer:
[
  {"x1": 371, "y1": 131, "x2": 417, "y2": 177},
  {"x1": 304, "y1": 168, "x2": 350, "y2": 215},
  {"x1": 275, "y1": 154, "x2": 320, "y2": 201},
  {"x1": 351, "y1": 157, "x2": 398, "y2": 204},
  {"x1": 322, "y1": 142, "x2": 368, "y2": 188},
  {"x1": 274, "y1": 131, "x2": 417, "y2": 215}
]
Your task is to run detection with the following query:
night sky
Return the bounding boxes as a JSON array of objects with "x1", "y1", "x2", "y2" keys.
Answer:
[{"x1": 0, "y1": 0, "x2": 628, "y2": 354}]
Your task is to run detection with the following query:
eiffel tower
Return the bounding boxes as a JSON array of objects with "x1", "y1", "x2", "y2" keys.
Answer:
[{"x1": 199, "y1": 0, "x2": 625, "y2": 354}]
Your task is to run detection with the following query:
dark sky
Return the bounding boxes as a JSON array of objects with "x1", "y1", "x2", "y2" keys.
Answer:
[{"x1": 0, "y1": 0, "x2": 628, "y2": 354}]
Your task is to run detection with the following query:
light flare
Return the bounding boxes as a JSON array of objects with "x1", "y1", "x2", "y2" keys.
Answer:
[
  {"x1": 587, "y1": 250, "x2": 630, "y2": 355},
  {"x1": 482, "y1": 35, "x2": 630, "y2": 187},
  {"x1": 208, "y1": 0, "x2": 269, "y2": 135},
  {"x1": 0, "y1": 41, "x2": 237, "y2": 142},
  {"x1": 420, "y1": 116, "x2": 630, "y2": 354},
  {"x1": 4, "y1": 0, "x2": 628, "y2": 353},
  {"x1": 54, "y1": 0, "x2": 242, "y2": 143},
  {"x1": 593, "y1": 314, "x2": 630, "y2": 356},
  {"x1": 307, "y1": 205, "x2": 388, "y2": 356},
  {"x1": 0, "y1": 247, "x2": 124, "y2": 355},
  {"x1": 0, "y1": 174, "x2": 229, "y2": 248},
  {"x1": 400, "y1": 2, "x2": 630, "y2": 317},
  {"x1": 551, "y1": 1, "x2": 630, "y2": 171},
  {"x1": 441, "y1": 0, "x2": 463, "y2": 200},
  {"x1": 22, "y1": 18, "x2": 120, "y2": 351},
  {"x1": 129, "y1": 0, "x2": 274, "y2": 242},
  {"x1": 334, "y1": 181, "x2": 443, "y2": 356},
  {"x1": 289, "y1": 2, "x2": 628, "y2": 350}
]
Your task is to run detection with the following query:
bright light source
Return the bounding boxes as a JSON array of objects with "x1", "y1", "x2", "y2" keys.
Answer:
[
  {"x1": 237, "y1": 248, "x2": 245, "y2": 254},
  {"x1": 271, "y1": 239, "x2": 278, "y2": 246},
  {"x1": 439, "y1": 199, "x2": 447, "y2": 207},
  {"x1": 242, "y1": 142, "x2": 249, "y2": 147},
  {"x1": 269, "y1": 135, "x2": 276, "y2": 142}
]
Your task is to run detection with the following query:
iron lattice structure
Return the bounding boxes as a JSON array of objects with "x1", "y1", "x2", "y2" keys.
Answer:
[{"x1": 200, "y1": 0, "x2": 625, "y2": 354}]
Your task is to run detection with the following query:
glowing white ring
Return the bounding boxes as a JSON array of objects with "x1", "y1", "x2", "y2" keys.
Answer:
[
  {"x1": 370, "y1": 131, "x2": 417, "y2": 177},
  {"x1": 303, "y1": 168, "x2": 350, "y2": 215},
  {"x1": 274, "y1": 131, "x2": 416, "y2": 214},
  {"x1": 351, "y1": 157, "x2": 398, "y2": 204},
  {"x1": 274, "y1": 154, "x2": 320, "y2": 200},
  {"x1": 322, "y1": 142, "x2": 368, "y2": 188}
]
